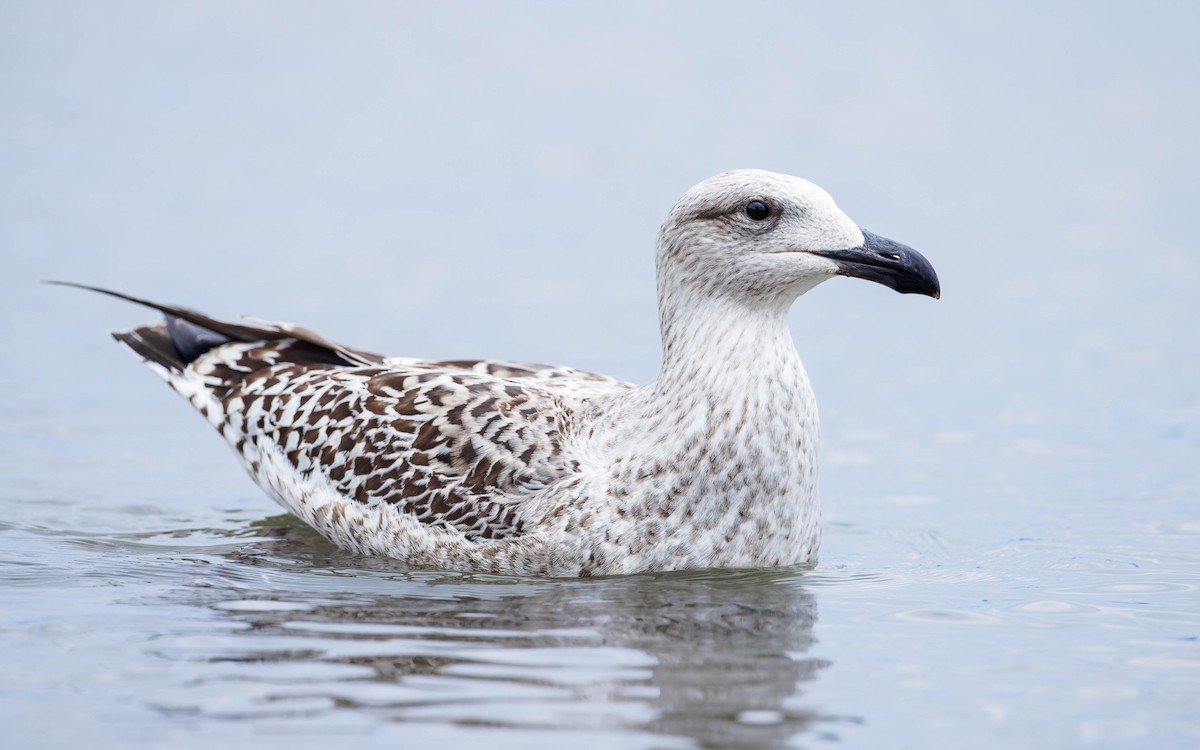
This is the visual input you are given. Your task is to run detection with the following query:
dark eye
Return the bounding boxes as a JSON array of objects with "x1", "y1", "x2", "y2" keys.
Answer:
[{"x1": 744, "y1": 200, "x2": 771, "y2": 221}]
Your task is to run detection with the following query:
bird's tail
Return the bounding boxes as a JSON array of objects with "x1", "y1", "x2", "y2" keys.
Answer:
[
  {"x1": 47, "y1": 281, "x2": 286, "y2": 373},
  {"x1": 48, "y1": 281, "x2": 383, "y2": 372}
]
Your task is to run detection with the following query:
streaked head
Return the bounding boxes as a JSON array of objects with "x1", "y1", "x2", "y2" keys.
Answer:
[{"x1": 657, "y1": 169, "x2": 940, "y2": 303}]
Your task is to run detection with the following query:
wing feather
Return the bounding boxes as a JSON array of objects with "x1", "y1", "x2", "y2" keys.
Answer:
[
  {"x1": 199, "y1": 343, "x2": 580, "y2": 540},
  {"x1": 55, "y1": 283, "x2": 634, "y2": 541}
]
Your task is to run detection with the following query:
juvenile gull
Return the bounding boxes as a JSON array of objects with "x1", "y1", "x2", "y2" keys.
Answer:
[{"x1": 59, "y1": 170, "x2": 939, "y2": 577}]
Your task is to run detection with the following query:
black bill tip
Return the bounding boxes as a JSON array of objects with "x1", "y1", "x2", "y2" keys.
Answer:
[{"x1": 815, "y1": 229, "x2": 940, "y2": 299}]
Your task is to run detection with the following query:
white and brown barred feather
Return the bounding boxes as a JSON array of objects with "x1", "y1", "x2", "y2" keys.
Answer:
[{"x1": 59, "y1": 283, "x2": 633, "y2": 542}]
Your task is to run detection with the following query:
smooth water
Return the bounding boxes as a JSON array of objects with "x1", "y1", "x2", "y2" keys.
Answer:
[{"x1": 2, "y1": 2, "x2": 1199, "y2": 748}]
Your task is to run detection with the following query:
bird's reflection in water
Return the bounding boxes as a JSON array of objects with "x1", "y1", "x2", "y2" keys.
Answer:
[{"x1": 172, "y1": 515, "x2": 830, "y2": 748}]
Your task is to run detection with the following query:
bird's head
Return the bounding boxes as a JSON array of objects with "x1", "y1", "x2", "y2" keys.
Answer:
[{"x1": 657, "y1": 169, "x2": 940, "y2": 303}]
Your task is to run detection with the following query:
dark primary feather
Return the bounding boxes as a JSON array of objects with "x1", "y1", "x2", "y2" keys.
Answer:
[
  {"x1": 47, "y1": 280, "x2": 379, "y2": 370},
  {"x1": 46, "y1": 280, "x2": 294, "y2": 343},
  {"x1": 165, "y1": 314, "x2": 233, "y2": 362},
  {"x1": 111, "y1": 323, "x2": 188, "y2": 372}
]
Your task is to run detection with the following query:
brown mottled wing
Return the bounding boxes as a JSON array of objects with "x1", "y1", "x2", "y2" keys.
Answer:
[
  {"x1": 199, "y1": 344, "x2": 579, "y2": 540},
  {"x1": 387, "y1": 357, "x2": 636, "y2": 399}
]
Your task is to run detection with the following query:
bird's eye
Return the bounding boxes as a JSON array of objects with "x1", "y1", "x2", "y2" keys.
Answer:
[{"x1": 744, "y1": 200, "x2": 771, "y2": 221}]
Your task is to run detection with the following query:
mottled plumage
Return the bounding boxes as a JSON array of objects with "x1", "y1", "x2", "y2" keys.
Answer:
[{"x1": 62, "y1": 169, "x2": 939, "y2": 577}]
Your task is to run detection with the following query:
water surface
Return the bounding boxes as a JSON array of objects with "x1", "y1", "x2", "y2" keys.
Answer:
[{"x1": 2, "y1": 2, "x2": 1198, "y2": 748}]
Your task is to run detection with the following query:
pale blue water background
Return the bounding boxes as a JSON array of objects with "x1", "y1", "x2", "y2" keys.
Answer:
[{"x1": 2, "y1": 2, "x2": 1198, "y2": 748}]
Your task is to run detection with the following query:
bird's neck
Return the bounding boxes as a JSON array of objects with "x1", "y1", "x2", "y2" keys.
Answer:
[
  {"x1": 581, "y1": 283, "x2": 821, "y2": 567},
  {"x1": 655, "y1": 287, "x2": 798, "y2": 393},
  {"x1": 602, "y1": 282, "x2": 818, "y2": 458}
]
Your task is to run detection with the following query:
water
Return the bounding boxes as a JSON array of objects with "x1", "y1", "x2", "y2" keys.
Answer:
[{"x1": 2, "y1": 2, "x2": 1199, "y2": 748}]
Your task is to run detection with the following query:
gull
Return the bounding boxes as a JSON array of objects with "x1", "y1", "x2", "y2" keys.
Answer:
[{"x1": 56, "y1": 169, "x2": 939, "y2": 577}]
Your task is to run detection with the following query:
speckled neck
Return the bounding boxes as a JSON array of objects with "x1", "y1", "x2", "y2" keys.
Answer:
[
  {"x1": 647, "y1": 218, "x2": 826, "y2": 411},
  {"x1": 635, "y1": 281, "x2": 818, "y2": 467},
  {"x1": 579, "y1": 262, "x2": 822, "y2": 568},
  {"x1": 656, "y1": 292, "x2": 794, "y2": 390}
]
